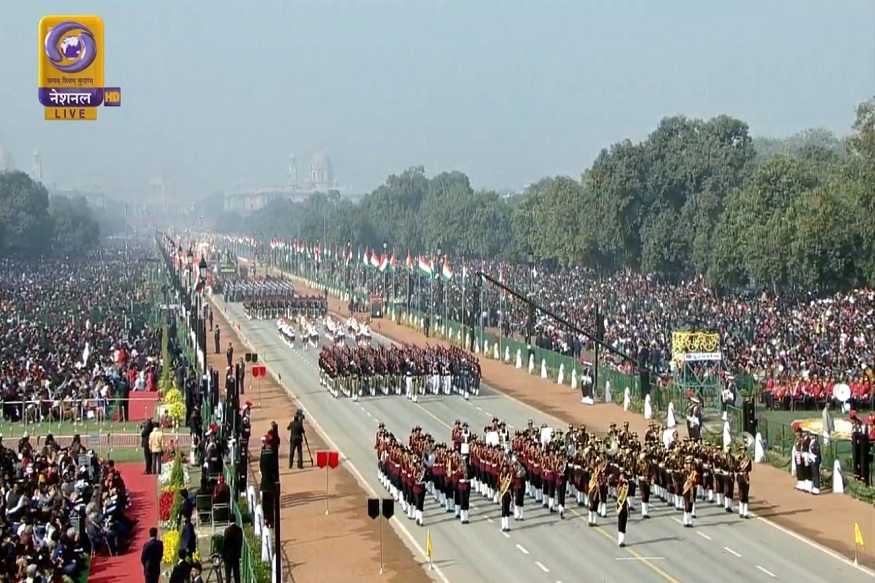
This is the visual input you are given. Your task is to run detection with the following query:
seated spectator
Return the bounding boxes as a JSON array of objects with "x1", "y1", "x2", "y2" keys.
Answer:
[{"x1": 52, "y1": 527, "x2": 83, "y2": 578}]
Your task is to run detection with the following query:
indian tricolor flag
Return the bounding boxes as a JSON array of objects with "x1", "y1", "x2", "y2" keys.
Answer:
[
  {"x1": 441, "y1": 257, "x2": 453, "y2": 281},
  {"x1": 405, "y1": 250, "x2": 413, "y2": 271},
  {"x1": 417, "y1": 255, "x2": 434, "y2": 278},
  {"x1": 370, "y1": 251, "x2": 381, "y2": 269},
  {"x1": 378, "y1": 252, "x2": 389, "y2": 272},
  {"x1": 362, "y1": 247, "x2": 370, "y2": 267}
]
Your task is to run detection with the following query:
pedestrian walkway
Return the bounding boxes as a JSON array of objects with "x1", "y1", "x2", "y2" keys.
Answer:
[
  {"x1": 292, "y1": 276, "x2": 875, "y2": 569},
  {"x1": 88, "y1": 463, "x2": 157, "y2": 583}
]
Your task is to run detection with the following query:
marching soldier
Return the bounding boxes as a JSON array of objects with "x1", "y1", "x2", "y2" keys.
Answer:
[
  {"x1": 681, "y1": 457, "x2": 697, "y2": 528},
  {"x1": 637, "y1": 451, "x2": 652, "y2": 518},
  {"x1": 616, "y1": 469, "x2": 630, "y2": 547},
  {"x1": 736, "y1": 445, "x2": 752, "y2": 518},
  {"x1": 498, "y1": 460, "x2": 513, "y2": 532},
  {"x1": 457, "y1": 453, "x2": 472, "y2": 524}
]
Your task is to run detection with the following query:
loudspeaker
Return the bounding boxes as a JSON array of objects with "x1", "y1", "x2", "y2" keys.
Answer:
[{"x1": 742, "y1": 400, "x2": 757, "y2": 435}]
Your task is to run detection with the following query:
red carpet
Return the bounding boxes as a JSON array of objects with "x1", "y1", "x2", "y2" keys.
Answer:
[
  {"x1": 89, "y1": 463, "x2": 158, "y2": 583},
  {"x1": 128, "y1": 392, "x2": 160, "y2": 422}
]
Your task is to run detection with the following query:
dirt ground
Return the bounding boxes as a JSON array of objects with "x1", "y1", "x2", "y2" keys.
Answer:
[
  {"x1": 293, "y1": 277, "x2": 875, "y2": 569},
  {"x1": 207, "y1": 301, "x2": 433, "y2": 583}
]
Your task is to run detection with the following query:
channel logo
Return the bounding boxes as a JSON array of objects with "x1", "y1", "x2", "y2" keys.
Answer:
[{"x1": 38, "y1": 16, "x2": 122, "y2": 121}]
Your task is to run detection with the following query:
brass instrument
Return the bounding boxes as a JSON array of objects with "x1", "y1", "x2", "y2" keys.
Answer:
[
  {"x1": 499, "y1": 471, "x2": 513, "y2": 498},
  {"x1": 588, "y1": 461, "x2": 603, "y2": 493},
  {"x1": 683, "y1": 469, "x2": 697, "y2": 496},
  {"x1": 616, "y1": 481, "x2": 629, "y2": 510},
  {"x1": 514, "y1": 459, "x2": 526, "y2": 479},
  {"x1": 604, "y1": 437, "x2": 620, "y2": 458}
]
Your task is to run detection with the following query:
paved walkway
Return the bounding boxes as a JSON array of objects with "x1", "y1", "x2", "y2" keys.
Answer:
[
  {"x1": 209, "y1": 303, "x2": 433, "y2": 583},
  {"x1": 293, "y1": 277, "x2": 875, "y2": 569}
]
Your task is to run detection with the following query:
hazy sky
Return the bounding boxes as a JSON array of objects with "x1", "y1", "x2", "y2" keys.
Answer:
[{"x1": 1, "y1": 1, "x2": 873, "y2": 200}]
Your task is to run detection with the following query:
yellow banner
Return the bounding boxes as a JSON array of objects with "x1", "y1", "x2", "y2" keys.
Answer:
[
  {"x1": 45, "y1": 107, "x2": 97, "y2": 121},
  {"x1": 855, "y1": 522, "x2": 865, "y2": 547},
  {"x1": 671, "y1": 331, "x2": 720, "y2": 357}
]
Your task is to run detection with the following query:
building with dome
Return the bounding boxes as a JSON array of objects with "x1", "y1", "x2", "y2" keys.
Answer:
[
  {"x1": 223, "y1": 148, "x2": 356, "y2": 215},
  {"x1": 0, "y1": 145, "x2": 15, "y2": 172}
]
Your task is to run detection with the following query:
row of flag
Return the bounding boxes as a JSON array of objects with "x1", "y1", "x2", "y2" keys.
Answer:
[{"x1": 227, "y1": 235, "x2": 463, "y2": 281}]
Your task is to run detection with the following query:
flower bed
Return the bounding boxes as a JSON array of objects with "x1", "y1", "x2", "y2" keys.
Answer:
[{"x1": 158, "y1": 451, "x2": 190, "y2": 565}]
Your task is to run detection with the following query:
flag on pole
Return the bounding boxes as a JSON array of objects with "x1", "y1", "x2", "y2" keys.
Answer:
[
  {"x1": 425, "y1": 529, "x2": 433, "y2": 567},
  {"x1": 855, "y1": 522, "x2": 865, "y2": 547}
]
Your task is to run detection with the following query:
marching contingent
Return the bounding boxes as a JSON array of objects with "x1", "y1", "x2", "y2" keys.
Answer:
[
  {"x1": 317, "y1": 343, "x2": 481, "y2": 401},
  {"x1": 375, "y1": 412, "x2": 753, "y2": 546},
  {"x1": 224, "y1": 277, "x2": 327, "y2": 320}
]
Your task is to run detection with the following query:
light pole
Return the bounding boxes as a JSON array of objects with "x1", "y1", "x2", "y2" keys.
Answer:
[
  {"x1": 382, "y1": 241, "x2": 388, "y2": 306},
  {"x1": 198, "y1": 255, "x2": 208, "y2": 375},
  {"x1": 526, "y1": 250, "x2": 534, "y2": 354},
  {"x1": 346, "y1": 240, "x2": 352, "y2": 306}
]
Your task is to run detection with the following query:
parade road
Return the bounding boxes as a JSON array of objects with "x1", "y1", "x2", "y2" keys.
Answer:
[{"x1": 219, "y1": 299, "x2": 874, "y2": 583}]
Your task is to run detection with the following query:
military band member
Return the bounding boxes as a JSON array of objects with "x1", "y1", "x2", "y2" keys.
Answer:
[
  {"x1": 637, "y1": 451, "x2": 652, "y2": 518},
  {"x1": 616, "y1": 469, "x2": 630, "y2": 547},
  {"x1": 587, "y1": 457, "x2": 602, "y2": 526},
  {"x1": 682, "y1": 457, "x2": 697, "y2": 527},
  {"x1": 413, "y1": 461, "x2": 426, "y2": 526},
  {"x1": 457, "y1": 454, "x2": 472, "y2": 524},
  {"x1": 499, "y1": 461, "x2": 513, "y2": 532},
  {"x1": 723, "y1": 450, "x2": 736, "y2": 513},
  {"x1": 555, "y1": 454, "x2": 568, "y2": 519},
  {"x1": 512, "y1": 454, "x2": 527, "y2": 520},
  {"x1": 735, "y1": 446, "x2": 752, "y2": 518}
]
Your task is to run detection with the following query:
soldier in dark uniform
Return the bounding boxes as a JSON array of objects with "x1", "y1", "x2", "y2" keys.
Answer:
[
  {"x1": 735, "y1": 445, "x2": 753, "y2": 517},
  {"x1": 259, "y1": 435, "x2": 278, "y2": 527},
  {"x1": 616, "y1": 469, "x2": 630, "y2": 547}
]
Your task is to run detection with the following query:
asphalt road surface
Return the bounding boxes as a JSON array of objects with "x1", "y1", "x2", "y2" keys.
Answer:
[{"x1": 219, "y1": 300, "x2": 875, "y2": 583}]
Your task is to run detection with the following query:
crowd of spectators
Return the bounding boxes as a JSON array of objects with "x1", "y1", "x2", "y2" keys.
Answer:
[
  {"x1": 0, "y1": 248, "x2": 164, "y2": 582},
  {"x1": 329, "y1": 259, "x2": 875, "y2": 410}
]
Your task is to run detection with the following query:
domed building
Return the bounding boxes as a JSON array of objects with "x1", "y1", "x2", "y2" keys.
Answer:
[
  {"x1": 309, "y1": 149, "x2": 334, "y2": 190},
  {"x1": 0, "y1": 145, "x2": 15, "y2": 172},
  {"x1": 223, "y1": 147, "x2": 354, "y2": 215}
]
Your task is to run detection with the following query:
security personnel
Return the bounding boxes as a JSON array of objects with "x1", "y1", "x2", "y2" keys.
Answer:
[
  {"x1": 259, "y1": 434, "x2": 278, "y2": 528},
  {"x1": 287, "y1": 412, "x2": 306, "y2": 469}
]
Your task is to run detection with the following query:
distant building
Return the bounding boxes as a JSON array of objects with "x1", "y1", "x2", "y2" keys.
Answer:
[{"x1": 223, "y1": 148, "x2": 353, "y2": 214}]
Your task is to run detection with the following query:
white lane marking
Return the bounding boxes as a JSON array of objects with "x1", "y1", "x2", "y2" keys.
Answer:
[
  {"x1": 535, "y1": 561, "x2": 550, "y2": 573},
  {"x1": 483, "y1": 411, "x2": 493, "y2": 417},
  {"x1": 756, "y1": 566, "x2": 776, "y2": 578},
  {"x1": 216, "y1": 303, "x2": 453, "y2": 583},
  {"x1": 475, "y1": 406, "x2": 483, "y2": 411},
  {"x1": 516, "y1": 544, "x2": 529, "y2": 554},
  {"x1": 697, "y1": 532, "x2": 712, "y2": 541},
  {"x1": 352, "y1": 312, "x2": 875, "y2": 577},
  {"x1": 366, "y1": 411, "x2": 372, "y2": 417},
  {"x1": 502, "y1": 532, "x2": 510, "y2": 539},
  {"x1": 723, "y1": 547, "x2": 741, "y2": 558},
  {"x1": 486, "y1": 517, "x2": 494, "y2": 523},
  {"x1": 616, "y1": 557, "x2": 666, "y2": 561}
]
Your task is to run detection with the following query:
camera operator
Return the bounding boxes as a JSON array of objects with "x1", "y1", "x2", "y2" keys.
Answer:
[{"x1": 287, "y1": 408, "x2": 306, "y2": 469}]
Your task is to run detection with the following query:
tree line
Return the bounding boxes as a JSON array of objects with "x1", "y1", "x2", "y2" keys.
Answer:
[
  {"x1": 215, "y1": 97, "x2": 875, "y2": 294},
  {"x1": 0, "y1": 171, "x2": 102, "y2": 257}
]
